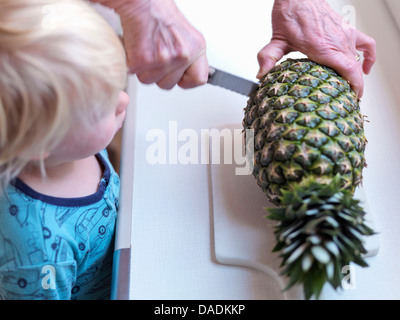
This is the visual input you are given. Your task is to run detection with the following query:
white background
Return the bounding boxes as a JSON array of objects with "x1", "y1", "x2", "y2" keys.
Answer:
[{"x1": 117, "y1": 0, "x2": 400, "y2": 299}]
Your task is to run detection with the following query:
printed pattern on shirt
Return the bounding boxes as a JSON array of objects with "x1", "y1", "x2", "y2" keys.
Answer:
[{"x1": 0, "y1": 150, "x2": 119, "y2": 300}]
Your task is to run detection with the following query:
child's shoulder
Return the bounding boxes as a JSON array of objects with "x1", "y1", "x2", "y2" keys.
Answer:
[
  {"x1": 97, "y1": 149, "x2": 120, "y2": 193},
  {"x1": 0, "y1": 185, "x2": 41, "y2": 225},
  {"x1": 0, "y1": 186, "x2": 51, "y2": 248}
]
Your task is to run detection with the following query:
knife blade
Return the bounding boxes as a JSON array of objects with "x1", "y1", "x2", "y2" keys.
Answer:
[{"x1": 207, "y1": 66, "x2": 259, "y2": 97}]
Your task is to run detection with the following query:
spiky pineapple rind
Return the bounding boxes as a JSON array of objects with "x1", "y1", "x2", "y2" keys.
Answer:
[
  {"x1": 244, "y1": 58, "x2": 374, "y2": 299},
  {"x1": 243, "y1": 58, "x2": 367, "y2": 205}
]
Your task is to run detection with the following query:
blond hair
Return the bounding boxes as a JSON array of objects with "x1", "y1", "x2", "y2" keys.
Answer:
[{"x1": 0, "y1": 0, "x2": 128, "y2": 189}]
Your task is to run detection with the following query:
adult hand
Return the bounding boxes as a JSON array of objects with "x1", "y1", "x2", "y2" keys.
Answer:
[
  {"x1": 257, "y1": 0, "x2": 376, "y2": 98},
  {"x1": 95, "y1": 0, "x2": 208, "y2": 90}
]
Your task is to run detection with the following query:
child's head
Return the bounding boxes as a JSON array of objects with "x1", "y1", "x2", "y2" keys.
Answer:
[{"x1": 0, "y1": 0, "x2": 128, "y2": 186}]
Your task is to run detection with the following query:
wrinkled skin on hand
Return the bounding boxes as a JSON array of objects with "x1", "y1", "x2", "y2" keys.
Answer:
[
  {"x1": 94, "y1": 0, "x2": 375, "y2": 95},
  {"x1": 98, "y1": 0, "x2": 208, "y2": 90},
  {"x1": 257, "y1": 0, "x2": 376, "y2": 98}
]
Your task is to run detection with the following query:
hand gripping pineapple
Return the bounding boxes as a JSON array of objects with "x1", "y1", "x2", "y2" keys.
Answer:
[{"x1": 243, "y1": 58, "x2": 374, "y2": 299}]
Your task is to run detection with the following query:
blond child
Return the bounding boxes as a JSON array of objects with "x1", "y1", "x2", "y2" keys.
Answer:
[{"x1": 0, "y1": 0, "x2": 129, "y2": 299}]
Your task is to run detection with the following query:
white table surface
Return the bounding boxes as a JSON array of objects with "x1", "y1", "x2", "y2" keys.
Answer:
[{"x1": 113, "y1": 0, "x2": 400, "y2": 300}]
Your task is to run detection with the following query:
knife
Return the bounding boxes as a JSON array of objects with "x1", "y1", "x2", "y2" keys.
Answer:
[{"x1": 207, "y1": 66, "x2": 259, "y2": 97}]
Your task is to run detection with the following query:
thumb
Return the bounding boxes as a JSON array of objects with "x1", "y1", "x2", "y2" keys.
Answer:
[{"x1": 257, "y1": 39, "x2": 290, "y2": 79}]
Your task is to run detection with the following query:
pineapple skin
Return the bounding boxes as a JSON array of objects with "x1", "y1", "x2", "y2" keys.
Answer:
[
  {"x1": 243, "y1": 59, "x2": 374, "y2": 299},
  {"x1": 243, "y1": 58, "x2": 367, "y2": 205}
]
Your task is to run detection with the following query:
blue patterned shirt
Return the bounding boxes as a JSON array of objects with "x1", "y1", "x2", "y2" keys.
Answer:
[{"x1": 0, "y1": 150, "x2": 119, "y2": 300}]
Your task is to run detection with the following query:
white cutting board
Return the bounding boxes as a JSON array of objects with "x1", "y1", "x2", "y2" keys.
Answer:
[{"x1": 208, "y1": 124, "x2": 379, "y2": 300}]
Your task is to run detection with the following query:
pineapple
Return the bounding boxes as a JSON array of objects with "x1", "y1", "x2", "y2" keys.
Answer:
[{"x1": 243, "y1": 58, "x2": 374, "y2": 299}]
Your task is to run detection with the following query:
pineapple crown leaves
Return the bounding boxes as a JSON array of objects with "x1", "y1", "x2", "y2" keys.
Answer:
[{"x1": 265, "y1": 175, "x2": 375, "y2": 299}]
